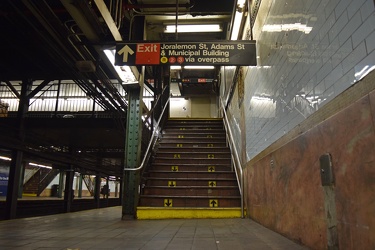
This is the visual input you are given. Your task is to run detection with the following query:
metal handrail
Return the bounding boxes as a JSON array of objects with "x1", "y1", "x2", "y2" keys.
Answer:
[
  {"x1": 220, "y1": 99, "x2": 244, "y2": 218},
  {"x1": 124, "y1": 97, "x2": 170, "y2": 172}
]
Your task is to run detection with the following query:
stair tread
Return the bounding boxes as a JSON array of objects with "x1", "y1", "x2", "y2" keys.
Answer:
[
  {"x1": 155, "y1": 156, "x2": 230, "y2": 160},
  {"x1": 147, "y1": 170, "x2": 233, "y2": 173},
  {"x1": 140, "y1": 194, "x2": 241, "y2": 199},
  {"x1": 152, "y1": 163, "x2": 231, "y2": 166},
  {"x1": 156, "y1": 151, "x2": 230, "y2": 154},
  {"x1": 157, "y1": 146, "x2": 229, "y2": 149},
  {"x1": 143, "y1": 186, "x2": 239, "y2": 189},
  {"x1": 145, "y1": 177, "x2": 236, "y2": 180}
]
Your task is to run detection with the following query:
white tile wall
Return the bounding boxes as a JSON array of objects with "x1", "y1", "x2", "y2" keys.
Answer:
[{"x1": 223, "y1": 0, "x2": 375, "y2": 161}]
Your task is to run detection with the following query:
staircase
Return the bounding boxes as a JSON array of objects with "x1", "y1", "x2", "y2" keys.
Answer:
[
  {"x1": 23, "y1": 167, "x2": 59, "y2": 196},
  {"x1": 137, "y1": 118, "x2": 242, "y2": 219}
]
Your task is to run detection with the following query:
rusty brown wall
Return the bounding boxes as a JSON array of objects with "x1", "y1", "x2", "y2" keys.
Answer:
[{"x1": 244, "y1": 75, "x2": 375, "y2": 249}]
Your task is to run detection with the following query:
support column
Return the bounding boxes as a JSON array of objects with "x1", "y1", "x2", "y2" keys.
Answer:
[
  {"x1": 18, "y1": 162, "x2": 26, "y2": 198},
  {"x1": 78, "y1": 174, "x2": 83, "y2": 198},
  {"x1": 58, "y1": 170, "x2": 64, "y2": 198},
  {"x1": 105, "y1": 177, "x2": 109, "y2": 199},
  {"x1": 115, "y1": 178, "x2": 119, "y2": 198},
  {"x1": 63, "y1": 169, "x2": 74, "y2": 212},
  {"x1": 94, "y1": 173, "x2": 101, "y2": 208},
  {"x1": 122, "y1": 85, "x2": 143, "y2": 219},
  {"x1": 5, "y1": 79, "x2": 32, "y2": 220}
]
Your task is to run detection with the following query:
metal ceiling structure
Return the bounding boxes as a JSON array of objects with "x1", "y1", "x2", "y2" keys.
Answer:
[{"x1": 0, "y1": 0, "x2": 236, "y2": 177}]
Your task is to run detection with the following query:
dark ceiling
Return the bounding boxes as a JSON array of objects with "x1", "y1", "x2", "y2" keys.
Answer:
[
  {"x1": 0, "y1": 0, "x2": 234, "y2": 83},
  {"x1": 0, "y1": 0, "x2": 235, "y2": 176}
]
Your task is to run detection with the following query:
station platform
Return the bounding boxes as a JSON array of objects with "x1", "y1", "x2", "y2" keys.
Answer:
[{"x1": 0, "y1": 206, "x2": 307, "y2": 250}]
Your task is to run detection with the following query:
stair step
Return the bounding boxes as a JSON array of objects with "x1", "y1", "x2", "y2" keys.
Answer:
[
  {"x1": 166, "y1": 121, "x2": 223, "y2": 126},
  {"x1": 158, "y1": 142, "x2": 228, "y2": 148},
  {"x1": 136, "y1": 207, "x2": 244, "y2": 219},
  {"x1": 162, "y1": 132, "x2": 226, "y2": 140},
  {"x1": 163, "y1": 128, "x2": 225, "y2": 133},
  {"x1": 138, "y1": 195, "x2": 241, "y2": 207},
  {"x1": 153, "y1": 158, "x2": 231, "y2": 164},
  {"x1": 155, "y1": 152, "x2": 231, "y2": 159},
  {"x1": 146, "y1": 171, "x2": 235, "y2": 178},
  {"x1": 150, "y1": 164, "x2": 232, "y2": 171},
  {"x1": 156, "y1": 147, "x2": 230, "y2": 153},
  {"x1": 167, "y1": 118, "x2": 223, "y2": 123},
  {"x1": 145, "y1": 177, "x2": 237, "y2": 186},
  {"x1": 160, "y1": 138, "x2": 226, "y2": 143},
  {"x1": 142, "y1": 186, "x2": 240, "y2": 196}
]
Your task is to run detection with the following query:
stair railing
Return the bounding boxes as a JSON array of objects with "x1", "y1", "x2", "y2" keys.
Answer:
[
  {"x1": 220, "y1": 99, "x2": 244, "y2": 218},
  {"x1": 124, "y1": 96, "x2": 170, "y2": 172}
]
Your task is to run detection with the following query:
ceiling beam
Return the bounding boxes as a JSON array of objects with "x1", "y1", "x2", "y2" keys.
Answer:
[{"x1": 4, "y1": 81, "x2": 20, "y2": 99}]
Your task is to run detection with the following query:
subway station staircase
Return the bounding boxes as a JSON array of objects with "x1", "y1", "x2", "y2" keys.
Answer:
[{"x1": 137, "y1": 118, "x2": 242, "y2": 219}]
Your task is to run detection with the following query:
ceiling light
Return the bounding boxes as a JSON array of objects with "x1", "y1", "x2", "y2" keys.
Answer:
[
  {"x1": 29, "y1": 162, "x2": 52, "y2": 169},
  {"x1": 164, "y1": 24, "x2": 222, "y2": 33},
  {"x1": 231, "y1": 11, "x2": 243, "y2": 40},
  {"x1": 0, "y1": 156, "x2": 11, "y2": 161},
  {"x1": 184, "y1": 65, "x2": 215, "y2": 69},
  {"x1": 170, "y1": 66, "x2": 182, "y2": 70}
]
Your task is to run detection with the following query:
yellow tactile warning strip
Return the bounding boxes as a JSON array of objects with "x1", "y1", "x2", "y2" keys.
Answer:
[{"x1": 136, "y1": 207, "x2": 244, "y2": 219}]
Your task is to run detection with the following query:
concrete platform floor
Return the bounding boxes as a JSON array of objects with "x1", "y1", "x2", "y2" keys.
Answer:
[{"x1": 0, "y1": 206, "x2": 308, "y2": 250}]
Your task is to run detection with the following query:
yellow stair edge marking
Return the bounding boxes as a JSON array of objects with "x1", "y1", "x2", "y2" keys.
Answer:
[
  {"x1": 136, "y1": 207, "x2": 245, "y2": 219},
  {"x1": 22, "y1": 193, "x2": 37, "y2": 197}
]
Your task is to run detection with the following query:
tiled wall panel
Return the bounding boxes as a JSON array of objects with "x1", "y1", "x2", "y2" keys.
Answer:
[{"x1": 241, "y1": 0, "x2": 375, "y2": 160}]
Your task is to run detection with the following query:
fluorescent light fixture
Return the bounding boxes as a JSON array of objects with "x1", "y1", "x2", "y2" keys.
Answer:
[
  {"x1": 0, "y1": 156, "x2": 11, "y2": 161},
  {"x1": 104, "y1": 49, "x2": 138, "y2": 84},
  {"x1": 170, "y1": 65, "x2": 182, "y2": 70},
  {"x1": 184, "y1": 65, "x2": 215, "y2": 69},
  {"x1": 165, "y1": 24, "x2": 222, "y2": 33},
  {"x1": 29, "y1": 162, "x2": 52, "y2": 169},
  {"x1": 262, "y1": 23, "x2": 313, "y2": 34},
  {"x1": 231, "y1": 10, "x2": 243, "y2": 40}
]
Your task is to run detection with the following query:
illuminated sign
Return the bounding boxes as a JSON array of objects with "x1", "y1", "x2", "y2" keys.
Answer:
[{"x1": 115, "y1": 41, "x2": 256, "y2": 66}]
